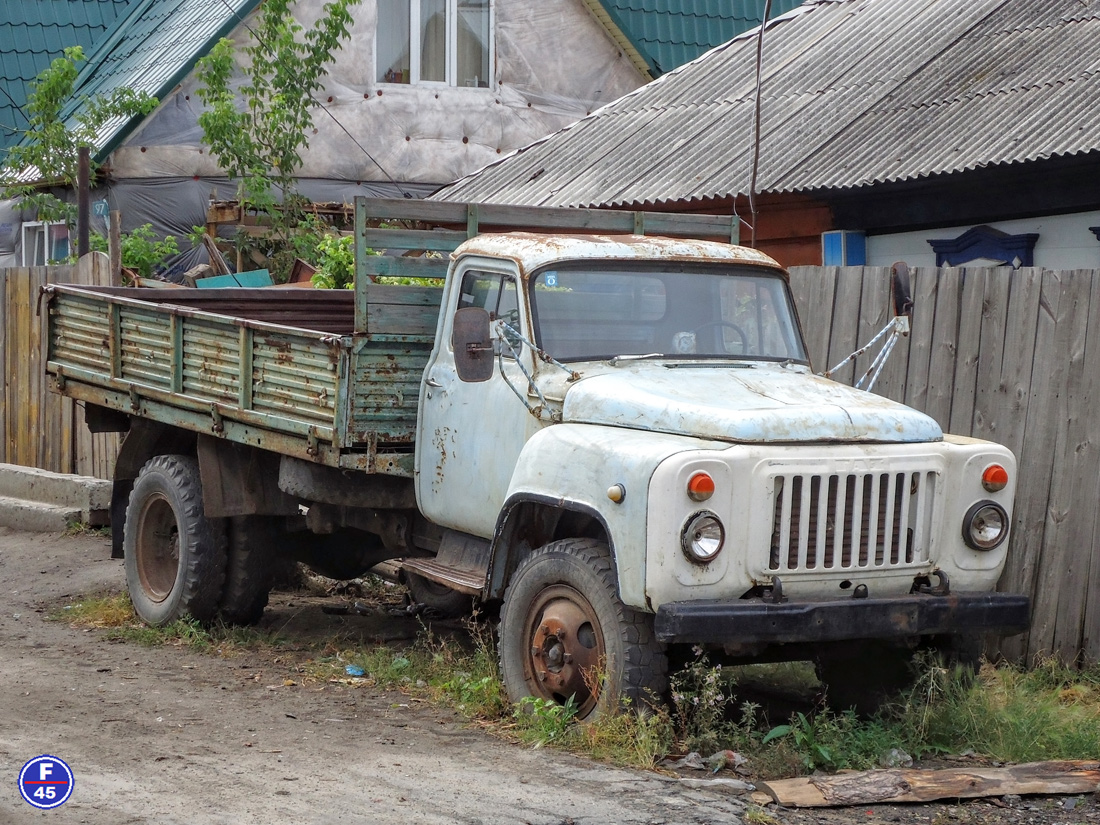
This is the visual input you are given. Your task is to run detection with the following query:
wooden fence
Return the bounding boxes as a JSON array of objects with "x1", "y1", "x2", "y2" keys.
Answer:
[
  {"x1": 3, "y1": 256, "x2": 1096, "y2": 664},
  {"x1": 790, "y1": 265, "x2": 1100, "y2": 666},
  {"x1": 1, "y1": 254, "x2": 119, "y2": 479}
]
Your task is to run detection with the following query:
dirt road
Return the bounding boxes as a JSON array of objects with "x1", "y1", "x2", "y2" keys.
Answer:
[
  {"x1": 0, "y1": 527, "x2": 1095, "y2": 825},
  {"x1": 0, "y1": 527, "x2": 750, "y2": 825}
]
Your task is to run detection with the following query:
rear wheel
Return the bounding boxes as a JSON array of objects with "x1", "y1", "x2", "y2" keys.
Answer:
[
  {"x1": 499, "y1": 538, "x2": 667, "y2": 720},
  {"x1": 218, "y1": 516, "x2": 277, "y2": 625},
  {"x1": 124, "y1": 455, "x2": 227, "y2": 625}
]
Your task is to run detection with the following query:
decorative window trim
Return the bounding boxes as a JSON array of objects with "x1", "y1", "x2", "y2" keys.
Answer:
[{"x1": 927, "y1": 225, "x2": 1038, "y2": 268}]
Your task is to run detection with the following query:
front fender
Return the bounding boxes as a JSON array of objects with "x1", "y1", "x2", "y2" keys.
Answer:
[{"x1": 500, "y1": 423, "x2": 725, "y2": 609}]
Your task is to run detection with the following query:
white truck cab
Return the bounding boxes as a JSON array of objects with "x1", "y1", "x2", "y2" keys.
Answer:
[{"x1": 415, "y1": 233, "x2": 1026, "y2": 717}]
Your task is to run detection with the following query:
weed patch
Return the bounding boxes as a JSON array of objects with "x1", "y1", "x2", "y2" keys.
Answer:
[{"x1": 53, "y1": 592, "x2": 286, "y2": 654}]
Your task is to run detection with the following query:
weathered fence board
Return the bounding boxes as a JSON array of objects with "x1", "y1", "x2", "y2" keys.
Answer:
[
  {"x1": 1, "y1": 254, "x2": 118, "y2": 480},
  {"x1": 790, "y1": 264, "x2": 1100, "y2": 665}
]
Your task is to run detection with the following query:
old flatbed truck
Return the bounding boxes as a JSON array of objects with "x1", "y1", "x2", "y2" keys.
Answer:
[{"x1": 44, "y1": 197, "x2": 1029, "y2": 717}]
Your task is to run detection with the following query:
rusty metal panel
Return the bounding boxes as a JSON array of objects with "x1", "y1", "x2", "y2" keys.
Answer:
[
  {"x1": 181, "y1": 316, "x2": 241, "y2": 404},
  {"x1": 49, "y1": 291, "x2": 112, "y2": 374},
  {"x1": 252, "y1": 332, "x2": 340, "y2": 428},
  {"x1": 347, "y1": 342, "x2": 432, "y2": 442},
  {"x1": 119, "y1": 306, "x2": 172, "y2": 390}
]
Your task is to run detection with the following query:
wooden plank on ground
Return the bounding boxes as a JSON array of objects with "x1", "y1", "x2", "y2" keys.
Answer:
[
  {"x1": 922, "y1": 267, "x2": 961, "y2": 430},
  {"x1": 758, "y1": 761, "x2": 1100, "y2": 808},
  {"x1": 1030, "y1": 269, "x2": 1095, "y2": 663}
]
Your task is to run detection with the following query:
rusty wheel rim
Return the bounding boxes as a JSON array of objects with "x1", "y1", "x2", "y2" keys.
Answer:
[
  {"x1": 135, "y1": 493, "x2": 180, "y2": 603},
  {"x1": 522, "y1": 584, "x2": 606, "y2": 717}
]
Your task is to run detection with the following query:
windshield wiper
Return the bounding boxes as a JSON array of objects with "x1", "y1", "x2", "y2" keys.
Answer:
[{"x1": 608, "y1": 353, "x2": 664, "y2": 365}]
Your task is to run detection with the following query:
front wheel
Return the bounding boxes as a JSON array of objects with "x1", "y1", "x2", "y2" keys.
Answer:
[
  {"x1": 123, "y1": 455, "x2": 227, "y2": 626},
  {"x1": 498, "y1": 539, "x2": 667, "y2": 720}
]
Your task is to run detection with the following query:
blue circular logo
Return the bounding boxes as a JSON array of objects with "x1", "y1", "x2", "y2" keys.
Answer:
[{"x1": 18, "y1": 755, "x2": 74, "y2": 809}]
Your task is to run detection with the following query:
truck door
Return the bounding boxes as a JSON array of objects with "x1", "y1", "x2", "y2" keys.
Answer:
[{"x1": 415, "y1": 262, "x2": 539, "y2": 537}]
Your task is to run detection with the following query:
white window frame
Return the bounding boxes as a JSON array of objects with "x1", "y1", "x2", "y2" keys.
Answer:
[
  {"x1": 378, "y1": 0, "x2": 494, "y2": 88},
  {"x1": 21, "y1": 221, "x2": 69, "y2": 266}
]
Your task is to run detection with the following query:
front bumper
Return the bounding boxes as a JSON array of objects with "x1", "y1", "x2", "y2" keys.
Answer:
[{"x1": 654, "y1": 592, "x2": 1031, "y2": 645}]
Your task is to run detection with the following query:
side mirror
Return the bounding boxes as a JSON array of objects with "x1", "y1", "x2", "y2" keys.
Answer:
[
  {"x1": 452, "y1": 306, "x2": 494, "y2": 383},
  {"x1": 891, "y1": 261, "x2": 913, "y2": 318}
]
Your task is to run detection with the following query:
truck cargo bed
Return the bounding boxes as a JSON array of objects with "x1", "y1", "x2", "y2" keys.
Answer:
[{"x1": 45, "y1": 284, "x2": 442, "y2": 476}]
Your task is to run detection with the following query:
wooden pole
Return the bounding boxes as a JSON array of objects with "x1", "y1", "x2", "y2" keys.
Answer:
[
  {"x1": 109, "y1": 210, "x2": 122, "y2": 285},
  {"x1": 77, "y1": 146, "x2": 90, "y2": 257}
]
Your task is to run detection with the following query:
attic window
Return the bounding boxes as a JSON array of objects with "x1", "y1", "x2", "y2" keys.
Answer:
[{"x1": 377, "y1": 0, "x2": 492, "y2": 88}]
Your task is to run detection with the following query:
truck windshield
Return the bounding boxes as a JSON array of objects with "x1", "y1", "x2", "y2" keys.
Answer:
[{"x1": 528, "y1": 263, "x2": 807, "y2": 364}]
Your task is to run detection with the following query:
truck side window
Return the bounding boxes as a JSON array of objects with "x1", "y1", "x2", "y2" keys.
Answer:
[{"x1": 458, "y1": 271, "x2": 521, "y2": 357}]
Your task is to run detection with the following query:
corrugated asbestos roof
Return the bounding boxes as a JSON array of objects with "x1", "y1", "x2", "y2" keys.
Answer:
[
  {"x1": 436, "y1": 0, "x2": 1100, "y2": 208},
  {"x1": 593, "y1": 0, "x2": 805, "y2": 77},
  {"x1": 0, "y1": 0, "x2": 134, "y2": 155},
  {"x1": 43, "y1": 0, "x2": 260, "y2": 166}
]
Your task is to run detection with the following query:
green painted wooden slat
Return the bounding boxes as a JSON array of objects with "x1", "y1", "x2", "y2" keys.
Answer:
[{"x1": 361, "y1": 228, "x2": 468, "y2": 252}]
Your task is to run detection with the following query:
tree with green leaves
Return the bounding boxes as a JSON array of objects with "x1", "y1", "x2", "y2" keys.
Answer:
[
  {"x1": 195, "y1": 0, "x2": 359, "y2": 237},
  {"x1": 1, "y1": 46, "x2": 158, "y2": 223}
]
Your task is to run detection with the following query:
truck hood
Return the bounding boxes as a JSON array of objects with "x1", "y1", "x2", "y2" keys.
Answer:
[{"x1": 560, "y1": 362, "x2": 943, "y2": 443}]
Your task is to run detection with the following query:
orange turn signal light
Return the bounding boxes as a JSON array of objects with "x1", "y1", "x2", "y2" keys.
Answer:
[
  {"x1": 687, "y1": 472, "x2": 715, "y2": 502},
  {"x1": 982, "y1": 464, "x2": 1009, "y2": 492}
]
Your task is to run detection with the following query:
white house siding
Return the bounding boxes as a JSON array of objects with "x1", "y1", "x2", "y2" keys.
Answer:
[
  {"x1": 866, "y1": 211, "x2": 1100, "y2": 271},
  {"x1": 108, "y1": 0, "x2": 645, "y2": 186}
]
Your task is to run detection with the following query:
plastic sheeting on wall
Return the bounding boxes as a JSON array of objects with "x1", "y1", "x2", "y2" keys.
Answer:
[{"x1": 107, "y1": 0, "x2": 644, "y2": 184}]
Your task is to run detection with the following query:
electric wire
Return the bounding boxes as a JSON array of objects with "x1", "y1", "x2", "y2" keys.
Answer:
[{"x1": 747, "y1": 0, "x2": 772, "y2": 249}]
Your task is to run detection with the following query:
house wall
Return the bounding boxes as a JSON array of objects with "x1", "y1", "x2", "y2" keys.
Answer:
[
  {"x1": 108, "y1": 0, "x2": 645, "y2": 186},
  {"x1": 866, "y1": 211, "x2": 1100, "y2": 270},
  {"x1": 679, "y1": 193, "x2": 834, "y2": 268}
]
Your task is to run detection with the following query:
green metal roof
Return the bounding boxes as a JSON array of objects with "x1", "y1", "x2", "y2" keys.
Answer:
[
  {"x1": 59, "y1": 0, "x2": 263, "y2": 163},
  {"x1": 594, "y1": 0, "x2": 807, "y2": 77},
  {"x1": 0, "y1": 0, "x2": 135, "y2": 156}
]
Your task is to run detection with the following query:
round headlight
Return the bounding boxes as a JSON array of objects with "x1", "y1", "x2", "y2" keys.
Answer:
[
  {"x1": 681, "y1": 511, "x2": 725, "y2": 563},
  {"x1": 962, "y1": 501, "x2": 1009, "y2": 551}
]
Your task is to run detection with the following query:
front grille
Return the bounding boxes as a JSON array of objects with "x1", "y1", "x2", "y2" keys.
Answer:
[{"x1": 769, "y1": 470, "x2": 936, "y2": 572}]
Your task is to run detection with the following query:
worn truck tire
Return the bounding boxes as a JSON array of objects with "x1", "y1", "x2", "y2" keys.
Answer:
[
  {"x1": 405, "y1": 571, "x2": 473, "y2": 619},
  {"x1": 123, "y1": 455, "x2": 227, "y2": 626},
  {"x1": 218, "y1": 516, "x2": 277, "y2": 625},
  {"x1": 499, "y1": 538, "x2": 668, "y2": 720}
]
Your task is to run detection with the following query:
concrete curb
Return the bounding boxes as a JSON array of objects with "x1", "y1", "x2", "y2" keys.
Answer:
[{"x1": 0, "y1": 463, "x2": 112, "y2": 533}]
